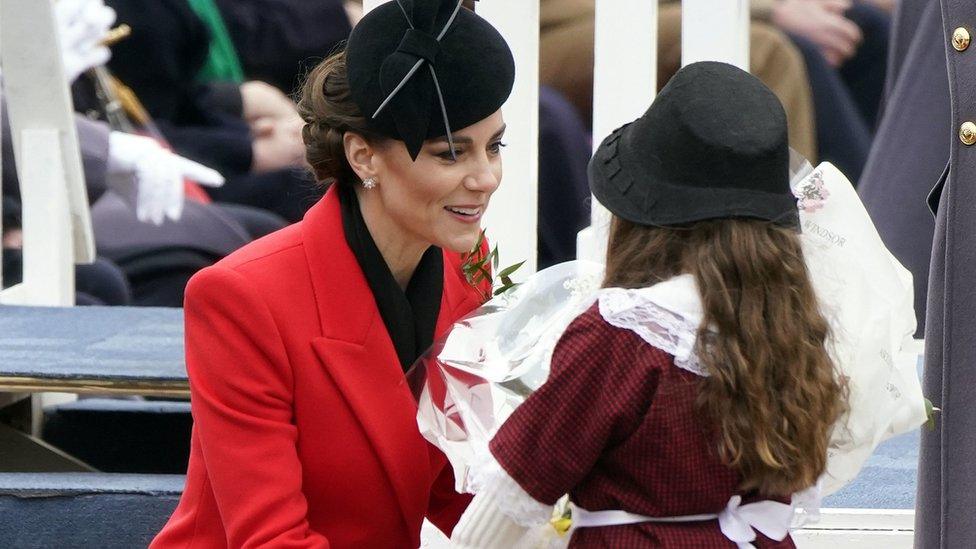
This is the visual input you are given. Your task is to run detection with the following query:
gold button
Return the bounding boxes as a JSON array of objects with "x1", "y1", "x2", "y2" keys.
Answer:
[
  {"x1": 953, "y1": 27, "x2": 971, "y2": 51},
  {"x1": 961, "y1": 122, "x2": 976, "y2": 146}
]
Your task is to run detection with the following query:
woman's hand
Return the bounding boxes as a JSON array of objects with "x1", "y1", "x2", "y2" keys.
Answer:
[
  {"x1": 241, "y1": 80, "x2": 299, "y2": 124},
  {"x1": 250, "y1": 116, "x2": 307, "y2": 173}
]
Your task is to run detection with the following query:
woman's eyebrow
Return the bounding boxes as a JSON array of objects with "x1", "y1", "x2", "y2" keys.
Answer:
[
  {"x1": 432, "y1": 124, "x2": 507, "y2": 146},
  {"x1": 435, "y1": 135, "x2": 473, "y2": 145}
]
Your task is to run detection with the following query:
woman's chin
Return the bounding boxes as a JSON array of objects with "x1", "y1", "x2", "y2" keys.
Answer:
[{"x1": 439, "y1": 229, "x2": 483, "y2": 255}]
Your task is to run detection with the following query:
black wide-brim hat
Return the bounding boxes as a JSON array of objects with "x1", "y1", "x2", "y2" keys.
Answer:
[
  {"x1": 589, "y1": 61, "x2": 799, "y2": 228},
  {"x1": 346, "y1": 0, "x2": 515, "y2": 160}
]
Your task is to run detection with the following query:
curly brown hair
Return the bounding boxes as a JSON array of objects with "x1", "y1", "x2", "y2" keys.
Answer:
[
  {"x1": 603, "y1": 216, "x2": 847, "y2": 495},
  {"x1": 295, "y1": 48, "x2": 387, "y2": 187}
]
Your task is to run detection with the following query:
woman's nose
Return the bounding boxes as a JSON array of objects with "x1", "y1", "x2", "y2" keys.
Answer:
[{"x1": 463, "y1": 162, "x2": 501, "y2": 194}]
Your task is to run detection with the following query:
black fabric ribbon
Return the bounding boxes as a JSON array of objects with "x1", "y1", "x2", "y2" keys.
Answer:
[
  {"x1": 338, "y1": 185, "x2": 444, "y2": 371},
  {"x1": 373, "y1": 0, "x2": 467, "y2": 160}
]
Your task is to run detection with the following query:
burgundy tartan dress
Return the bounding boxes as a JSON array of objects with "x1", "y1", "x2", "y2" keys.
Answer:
[{"x1": 489, "y1": 304, "x2": 796, "y2": 548}]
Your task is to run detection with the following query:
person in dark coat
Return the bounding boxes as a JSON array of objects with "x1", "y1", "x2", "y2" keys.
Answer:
[
  {"x1": 771, "y1": 0, "x2": 892, "y2": 183},
  {"x1": 103, "y1": 0, "x2": 318, "y2": 222},
  {"x1": 916, "y1": 0, "x2": 976, "y2": 545},
  {"x1": 213, "y1": 0, "x2": 353, "y2": 94},
  {"x1": 536, "y1": 86, "x2": 591, "y2": 269},
  {"x1": 857, "y1": 0, "x2": 949, "y2": 335}
]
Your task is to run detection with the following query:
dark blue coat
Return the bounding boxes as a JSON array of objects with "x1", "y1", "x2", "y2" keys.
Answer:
[{"x1": 916, "y1": 0, "x2": 976, "y2": 546}]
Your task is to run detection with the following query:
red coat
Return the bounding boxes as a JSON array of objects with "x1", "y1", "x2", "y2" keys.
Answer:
[
  {"x1": 491, "y1": 305, "x2": 795, "y2": 548},
  {"x1": 151, "y1": 188, "x2": 483, "y2": 548}
]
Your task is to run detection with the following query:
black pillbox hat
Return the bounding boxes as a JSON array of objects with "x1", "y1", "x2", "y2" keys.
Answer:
[{"x1": 346, "y1": 0, "x2": 516, "y2": 160}]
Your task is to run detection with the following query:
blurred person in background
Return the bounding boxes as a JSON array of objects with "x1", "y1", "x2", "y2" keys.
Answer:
[
  {"x1": 857, "y1": 0, "x2": 945, "y2": 334},
  {"x1": 210, "y1": 0, "x2": 357, "y2": 93},
  {"x1": 100, "y1": 0, "x2": 316, "y2": 223},
  {"x1": 540, "y1": 0, "x2": 819, "y2": 164},
  {"x1": 769, "y1": 0, "x2": 892, "y2": 182},
  {"x1": 3, "y1": 0, "x2": 252, "y2": 306},
  {"x1": 540, "y1": 0, "x2": 893, "y2": 184}
]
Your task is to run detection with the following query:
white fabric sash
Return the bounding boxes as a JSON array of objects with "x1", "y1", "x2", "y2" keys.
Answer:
[{"x1": 572, "y1": 495, "x2": 794, "y2": 549}]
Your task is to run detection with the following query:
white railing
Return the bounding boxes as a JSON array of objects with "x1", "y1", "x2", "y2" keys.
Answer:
[
  {"x1": 578, "y1": 0, "x2": 751, "y2": 262},
  {"x1": 474, "y1": 0, "x2": 539, "y2": 273},
  {"x1": 681, "y1": 0, "x2": 751, "y2": 68},
  {"x1": 0, "y1": 0, "x2": 95, "y2": 306},
  {"x1": 577, "y1": 0, "x2": 658, "y2": 263}
]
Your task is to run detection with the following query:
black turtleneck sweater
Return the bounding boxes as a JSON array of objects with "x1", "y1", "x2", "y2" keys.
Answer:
[{"x1": 338, "y1": 185, "x2": 443, "y2": 371}]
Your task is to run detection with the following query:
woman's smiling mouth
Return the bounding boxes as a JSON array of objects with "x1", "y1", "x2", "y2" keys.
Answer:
[{"x1": 445, "y1": 205, "x2": 484, "y2": 223}]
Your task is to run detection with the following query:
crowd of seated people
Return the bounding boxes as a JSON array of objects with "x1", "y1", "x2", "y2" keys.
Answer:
[{"x1": 1, "y1": 0, "x2": 896, "y2": 308}]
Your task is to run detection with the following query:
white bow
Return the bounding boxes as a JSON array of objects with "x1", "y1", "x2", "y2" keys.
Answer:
[{"x1": 718, "y1": 495, "x2": 794, "y2": 549}]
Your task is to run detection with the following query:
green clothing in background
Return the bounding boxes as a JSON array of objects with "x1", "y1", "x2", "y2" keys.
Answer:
[{"x1": 187, "y1": 0, "x2": 245, "y2": 83}]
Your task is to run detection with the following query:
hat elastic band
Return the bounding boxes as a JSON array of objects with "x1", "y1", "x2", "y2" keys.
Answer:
[{"x1": 370, "y1": 0, "x2": 465, "y2": 160}]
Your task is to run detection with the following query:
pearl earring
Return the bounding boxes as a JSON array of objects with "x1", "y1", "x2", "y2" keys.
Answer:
[{"x1": 362, "y1": 177, "x2": 377, "y2": 189}]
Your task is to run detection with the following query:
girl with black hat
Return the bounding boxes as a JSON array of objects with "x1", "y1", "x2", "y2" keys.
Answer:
[
  {"x1": 150, "y1": 1, "x2": 515, "y2": 547},
  {"x1": 451, "y1": 61, "x2": 848, "y2": 548}
]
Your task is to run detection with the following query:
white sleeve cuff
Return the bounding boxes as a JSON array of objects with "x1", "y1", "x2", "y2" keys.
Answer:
[{"x1": 467, "y1": 451, "x2": 554, "y2": 528}]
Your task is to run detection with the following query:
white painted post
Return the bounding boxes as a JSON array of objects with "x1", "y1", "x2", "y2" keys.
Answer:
[
  {"x1": 577, "y1": 0, "x2": 657, "y2": 262},
  {"x1": 0, "y1": 0, "x2": 95, "y2": 430},
  {"x1": 5, "y1": 131, "x2": 76, "y2": 306},
  {"x1": 0, "y1": 0, "x2": 96, "y2": 306},
  {"x1": 362, "y1": 0, "x2": 383, "y2": 13},
  {"x1": 475, "y1": 0, "x2": 539, "y2": 274},
  {"x1": 362, "y1": 0, "x2": 539, "y2": 274},
  {"x1": 681, "y1": 0, "x2": 750, "y2": 69}
]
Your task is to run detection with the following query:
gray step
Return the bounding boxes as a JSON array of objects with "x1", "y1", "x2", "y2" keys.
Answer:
[
  {"x1": 0, "y1": 306, "x2": 185, "y2": 395},
  {"x1": 0, "y1": 472, "x2": 183, "y2": 548}
]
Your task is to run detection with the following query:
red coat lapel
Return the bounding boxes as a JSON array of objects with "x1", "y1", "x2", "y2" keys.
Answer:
[{"x1": 302, "y1": 188, "x2": 484, "y2": 534}]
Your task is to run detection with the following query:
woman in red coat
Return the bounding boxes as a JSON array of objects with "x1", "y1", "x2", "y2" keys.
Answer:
[{"x1": 150, "y1": 1, "x2": 516, "y2": 547}]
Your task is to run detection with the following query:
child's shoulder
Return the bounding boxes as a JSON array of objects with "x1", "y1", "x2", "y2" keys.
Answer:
[{"x1": 558, "y1": 303, "x2": 675, "y2": 369}]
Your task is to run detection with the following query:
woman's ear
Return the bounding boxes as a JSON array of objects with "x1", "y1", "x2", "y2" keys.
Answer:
[{"x1": 344, "y1": 132, "x2": 378, "y2": 182}]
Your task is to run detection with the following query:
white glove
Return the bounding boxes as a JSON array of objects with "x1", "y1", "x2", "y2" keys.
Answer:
[
  {"x1": 55, "y1": 0, "x2": 116, "y2": 82},
  {"x1": 107, "y1": 132, "x2": 225, "y2": 225}
]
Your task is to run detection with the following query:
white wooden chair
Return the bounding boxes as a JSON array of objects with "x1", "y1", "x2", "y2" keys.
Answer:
[
  {"x1": 0, "y1": 0, "x2": 98, "y2": 429},
  {"x1": 0, "y1": 0, "x2": 96, "y2": 307}
]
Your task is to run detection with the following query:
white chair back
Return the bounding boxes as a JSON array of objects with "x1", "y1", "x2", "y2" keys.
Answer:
[{"x1": 0, "y1": 0, "x2": 96, "y2": 306}]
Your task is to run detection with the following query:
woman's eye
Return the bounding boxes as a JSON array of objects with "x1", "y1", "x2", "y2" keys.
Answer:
[
  {"x1": 436, "y1": 149, "x2": 462, "y2": 161},
  {"x1": 489, "y1": 141, "x2": 507, "y2": 154}
]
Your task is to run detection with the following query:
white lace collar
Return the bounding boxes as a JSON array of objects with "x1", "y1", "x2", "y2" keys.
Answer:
[{"x1": 597, "y1": 275, "x2": 708, "y2": 377}]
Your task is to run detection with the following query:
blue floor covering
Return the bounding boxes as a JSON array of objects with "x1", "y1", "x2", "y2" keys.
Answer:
[{"x1": 824, "y1": 431, "x2": 919, "y2": 509}]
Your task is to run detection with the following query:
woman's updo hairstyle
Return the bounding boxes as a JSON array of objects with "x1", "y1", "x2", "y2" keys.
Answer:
[{"x1": 297, "y1": 48, "x2": 386, "y2": 187}]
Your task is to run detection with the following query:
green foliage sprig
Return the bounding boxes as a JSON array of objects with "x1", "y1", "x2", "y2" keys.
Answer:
[
  {"x1": 461, "y1": 230, "x2": 525, "y2": 301},
  {"x1": 924, "y1": 397, "x2": 940, "y2": 431}
]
